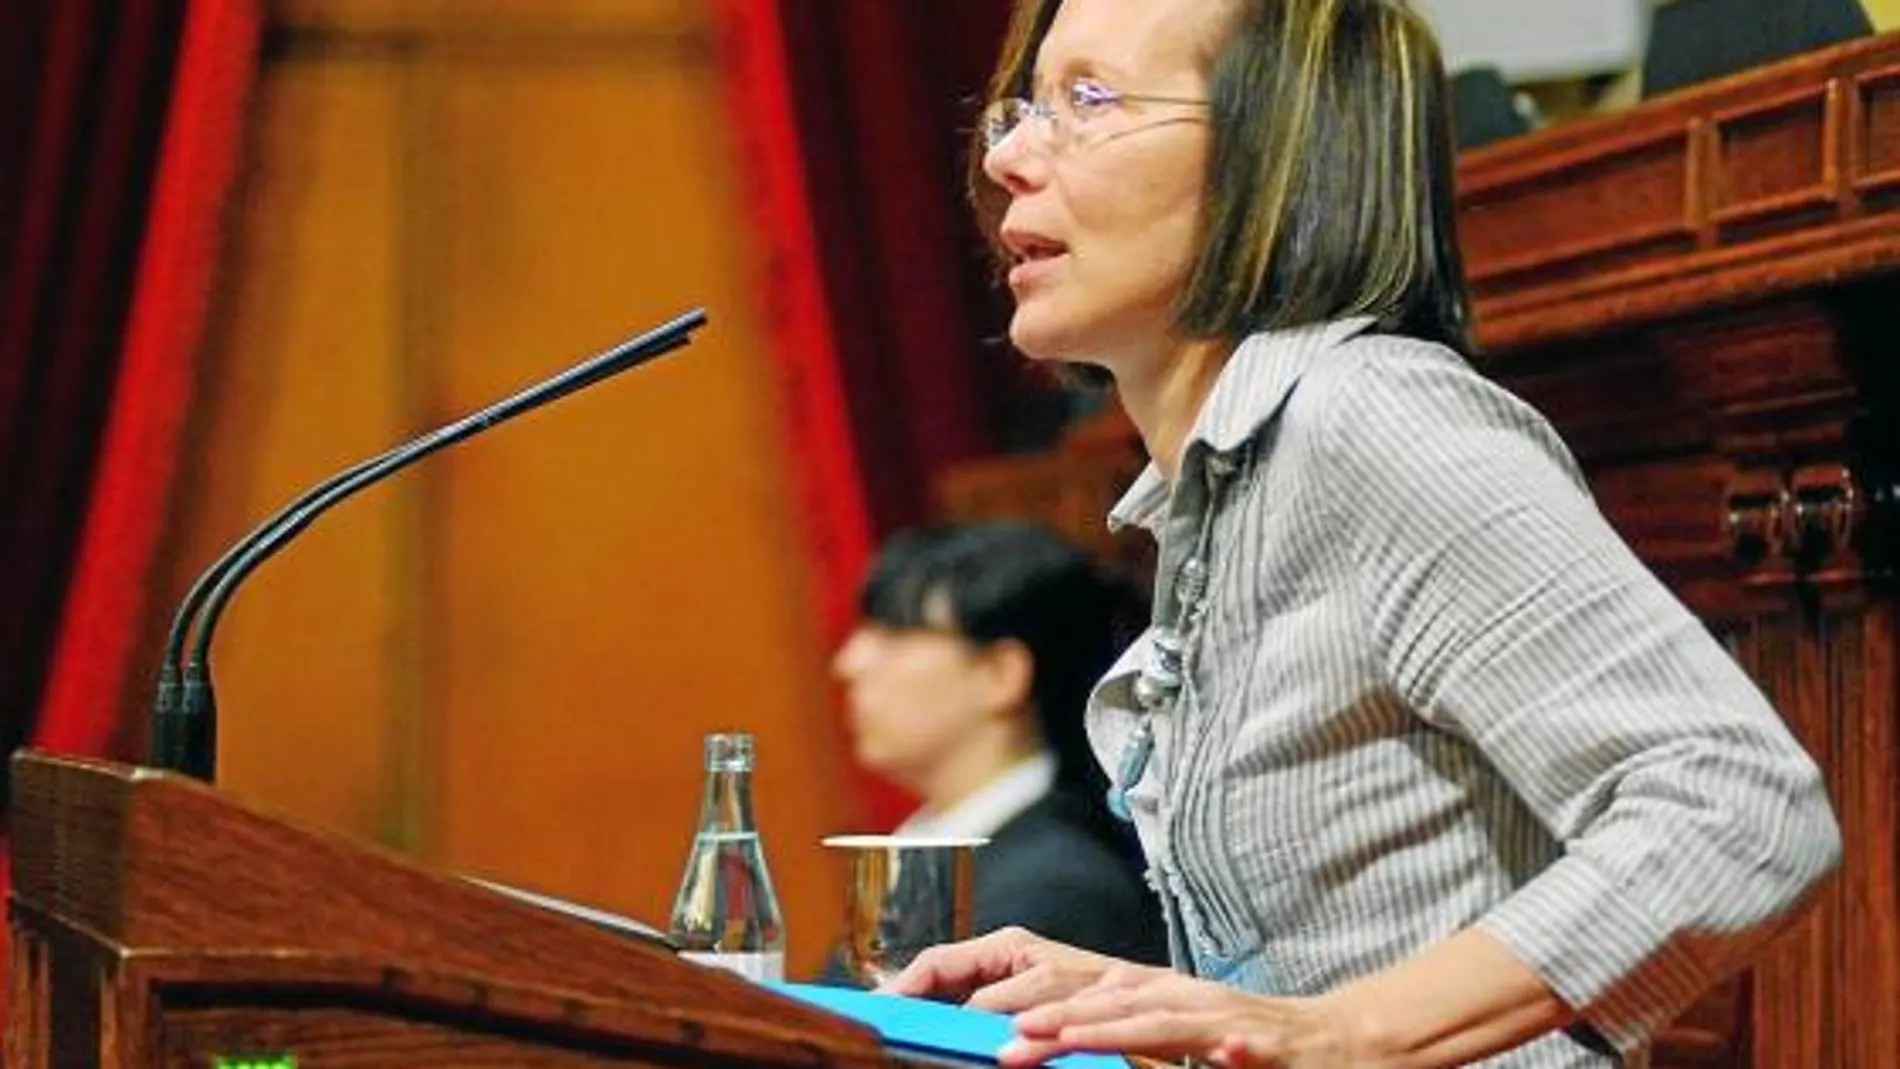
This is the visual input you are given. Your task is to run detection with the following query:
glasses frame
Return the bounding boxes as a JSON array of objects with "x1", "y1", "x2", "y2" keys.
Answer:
[{"x1": 982, "y1": 76, "x2": 1209, "y2": 153}]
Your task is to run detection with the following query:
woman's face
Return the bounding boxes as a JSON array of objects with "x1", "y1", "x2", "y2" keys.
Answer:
[
  {"x1": 981, "y1": 0, "x2": 1219, "y2": 368},
  {"x1": 831, "y1": 623, "x2": 1009, "y2": 789}
]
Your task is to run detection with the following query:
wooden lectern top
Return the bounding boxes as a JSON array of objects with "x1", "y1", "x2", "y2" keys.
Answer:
[{"x1": 5, "y1": 749, "x2": 910, "y2": 1067}]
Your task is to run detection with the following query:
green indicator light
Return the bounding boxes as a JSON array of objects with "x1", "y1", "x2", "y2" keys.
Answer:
[{"x1": 213, "y1": 1055, "x2": 297, "y2": 1069}]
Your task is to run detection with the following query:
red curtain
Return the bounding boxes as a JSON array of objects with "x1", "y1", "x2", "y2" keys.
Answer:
[
  {"x1": 714, "y1": 2, "x2": 1030, "y2": 828},
  {"x1": 0, "y1": 0, "x2": 180, "y2": 787},
  {"x1": 0, "y1": 0, "x2": 262, "y2": 1016},
  {"x1": 714, "y1": 0, "x2": 879, "y2": 687},
  {"x1": 771, "y1": 1, "x2": 1064, "y2": 527},
  {"x1": 36, "y1": 0, "x2": 264, "y2": 758},
  {"x1": 719, "y1": 0, "x2": 1041, "y2": 543}
]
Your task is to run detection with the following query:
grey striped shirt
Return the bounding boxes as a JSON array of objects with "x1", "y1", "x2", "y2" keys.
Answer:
[{"x1": 1088, "y1": 318, "x2": 1841, "y2": 1066}]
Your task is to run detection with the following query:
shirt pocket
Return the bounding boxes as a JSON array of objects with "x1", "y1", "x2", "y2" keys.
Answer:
[
  {"x1": 1168, "y1": 757, "x2": 1307, "y2": 966},
  {"x1": 1223, "y1": 825, "x2": 1325, "y2": 992},
  {"x1": 1197, "y1": 746, "x2": 1329, "y2": 990},
  {"x1": 1167, "y1": 809, "x2": 1308, "y2": 994}
]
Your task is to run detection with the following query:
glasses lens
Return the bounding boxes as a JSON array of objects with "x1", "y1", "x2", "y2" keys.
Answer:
[{"x1": 982, "y1": 99, "x2": 1022, "y2": 150}]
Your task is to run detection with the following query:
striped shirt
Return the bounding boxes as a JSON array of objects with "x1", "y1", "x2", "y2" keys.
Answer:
[{"x1": 1088, "y1": 318, "x2": 1842, "y2": 1066}]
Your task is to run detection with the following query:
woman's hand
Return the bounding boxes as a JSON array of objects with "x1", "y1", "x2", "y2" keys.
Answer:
[
  {"x1": 999, "y1": 968, "x2": 1369, "y2": 1068},
  {"x1": 878, "y1": 926, "x2": 1166, "y2": 1013}
]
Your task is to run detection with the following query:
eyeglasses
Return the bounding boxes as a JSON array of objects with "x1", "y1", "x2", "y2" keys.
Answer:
[{"x1": 981, "y1": 77, "x2": 1209, "y2": 153}]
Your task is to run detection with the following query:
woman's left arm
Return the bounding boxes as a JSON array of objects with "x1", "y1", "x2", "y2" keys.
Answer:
[{"x1": 1322, "y1": 346, "x2": 1842, "y2": 1055}]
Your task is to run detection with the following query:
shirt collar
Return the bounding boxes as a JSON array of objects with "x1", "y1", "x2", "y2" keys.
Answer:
[
  {"x1": 1108, "y1": 316, "x2": 1378, "y2": 533},
  {"x1": 897, "y1": 751, "x2": 1056, "y2": 840}
]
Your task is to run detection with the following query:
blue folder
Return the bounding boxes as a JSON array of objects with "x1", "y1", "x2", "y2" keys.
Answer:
[{"x1": 767, "y1": 982, "x2": 1127, "y2": 1068}]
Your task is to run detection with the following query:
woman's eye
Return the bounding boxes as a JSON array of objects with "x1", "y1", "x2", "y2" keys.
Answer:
[{"x1": 1067, "y1": 79, "x2": 1118, "y2": 117}]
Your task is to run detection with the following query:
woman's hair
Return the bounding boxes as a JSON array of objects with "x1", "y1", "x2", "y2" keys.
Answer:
[
  {"x1": 970, "y1": 0, "x2": 1472, "y2": 353},
  {"x1": 858, "y1": 520, "x2": 1145, "y2": 807}
]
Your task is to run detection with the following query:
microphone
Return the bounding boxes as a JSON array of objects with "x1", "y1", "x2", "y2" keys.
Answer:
[{"x1": 151, "y1": 308, "x2": 709, "y2": 780}]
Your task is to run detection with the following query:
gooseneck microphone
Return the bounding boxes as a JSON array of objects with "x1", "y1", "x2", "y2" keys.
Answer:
[{"x1": 152, "y1": 308, "x2": 709, "y2": 780}]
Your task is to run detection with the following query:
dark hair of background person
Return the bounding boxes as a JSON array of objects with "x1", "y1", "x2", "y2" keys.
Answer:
[{"x1": 857, "y1": 520, "x2": 1146, "y2": 840}]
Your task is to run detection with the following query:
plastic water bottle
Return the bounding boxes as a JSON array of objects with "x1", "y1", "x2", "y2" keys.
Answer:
[{"x1": 667, "y1": 732, "x2": 786, "y2": 981}]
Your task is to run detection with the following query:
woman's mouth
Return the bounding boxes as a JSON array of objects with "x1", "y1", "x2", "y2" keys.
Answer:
[{"x1": 1007, "y1": 239, "x2": 1069, "y2": 291}]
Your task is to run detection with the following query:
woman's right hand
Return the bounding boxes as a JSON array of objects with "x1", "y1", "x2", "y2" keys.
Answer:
[{"x1": 878, "y1": 926, "x2": 1162, "y2": 1013}]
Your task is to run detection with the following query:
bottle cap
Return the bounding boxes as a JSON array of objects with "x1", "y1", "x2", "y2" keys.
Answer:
[{"x1": 704, "y1": 731, "x2": 754, "y2": 771}]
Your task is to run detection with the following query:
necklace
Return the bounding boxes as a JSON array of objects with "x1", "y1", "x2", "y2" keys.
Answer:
[
  {"x1": 1106, "y1": 625, "x2": 1181, "y2": 821},
  {"x1": 1106, "y1": 446, "x2": 1241, "y2": 823}
]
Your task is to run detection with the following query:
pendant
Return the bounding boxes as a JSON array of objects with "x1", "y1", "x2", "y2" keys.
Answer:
[{"x1": 1106, "y1": 717, "x2": 1156, "y2": 823}]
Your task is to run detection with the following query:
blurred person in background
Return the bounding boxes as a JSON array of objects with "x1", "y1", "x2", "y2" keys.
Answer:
[{"x1": 822, "y1": 521, "x2": 1167, "y2": 981}]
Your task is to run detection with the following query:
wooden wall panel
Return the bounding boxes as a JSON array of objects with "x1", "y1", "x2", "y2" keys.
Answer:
[
  {"x1": 419, "y1": 19, "x2": 850, "y2": 963},
  {"x1": 174, "y1": 58, "x2": 412, "y2": 843},
  {"x1": 171, "y1": 0, "x2": 854, "y2": 979},
  {"x1": 1833, "y1": 607, "x2": 1899, "y2": 1066},
  {"x1": 1714, "y1": 604, "x2": 1899, "y2": 1069}
]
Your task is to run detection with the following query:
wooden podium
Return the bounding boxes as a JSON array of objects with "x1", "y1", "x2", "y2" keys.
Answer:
[{"x1": 4, "y1": 750, "x2": 912, "y2": 1068}]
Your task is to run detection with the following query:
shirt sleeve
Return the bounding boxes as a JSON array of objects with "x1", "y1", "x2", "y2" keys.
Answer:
[{"x1": 1317, "y1": 341, "x2": 1842, "y2": 1054}]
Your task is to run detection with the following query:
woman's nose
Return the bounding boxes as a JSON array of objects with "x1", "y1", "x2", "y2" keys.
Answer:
[
  {"x1": 982, "y1": 127, "x2": 1044, "y2": 197},
  {"x1": 832, "y1": 629, "x2": 872, "y2": 681}
]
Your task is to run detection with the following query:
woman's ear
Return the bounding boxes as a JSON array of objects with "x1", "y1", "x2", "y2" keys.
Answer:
[{"x1": 976, "y1": 637, "x2": 1036, "y2": 719}]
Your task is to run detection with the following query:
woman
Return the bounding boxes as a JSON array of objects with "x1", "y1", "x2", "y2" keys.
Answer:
[
  {"x1": 882, "y1": 1, "x2": 1842, "y2": 1067},
  {"x1": 828, "y1": 521, "x2": 1166, "y2": 974}
]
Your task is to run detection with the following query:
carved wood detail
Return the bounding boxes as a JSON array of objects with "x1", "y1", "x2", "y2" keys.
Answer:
[{"x1": 1458, "y1": 35, "x2": 1900, "y2": 353}]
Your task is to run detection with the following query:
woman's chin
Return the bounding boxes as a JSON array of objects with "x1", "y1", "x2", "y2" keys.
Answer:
[{"x1": 1007, "y1": 309, "x2": 1086, "y2": 362}]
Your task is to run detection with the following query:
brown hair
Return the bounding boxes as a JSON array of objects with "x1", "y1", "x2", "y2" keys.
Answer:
[{"x1": 970, "y1": 0, "x2": 1472, "y2": 353}]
